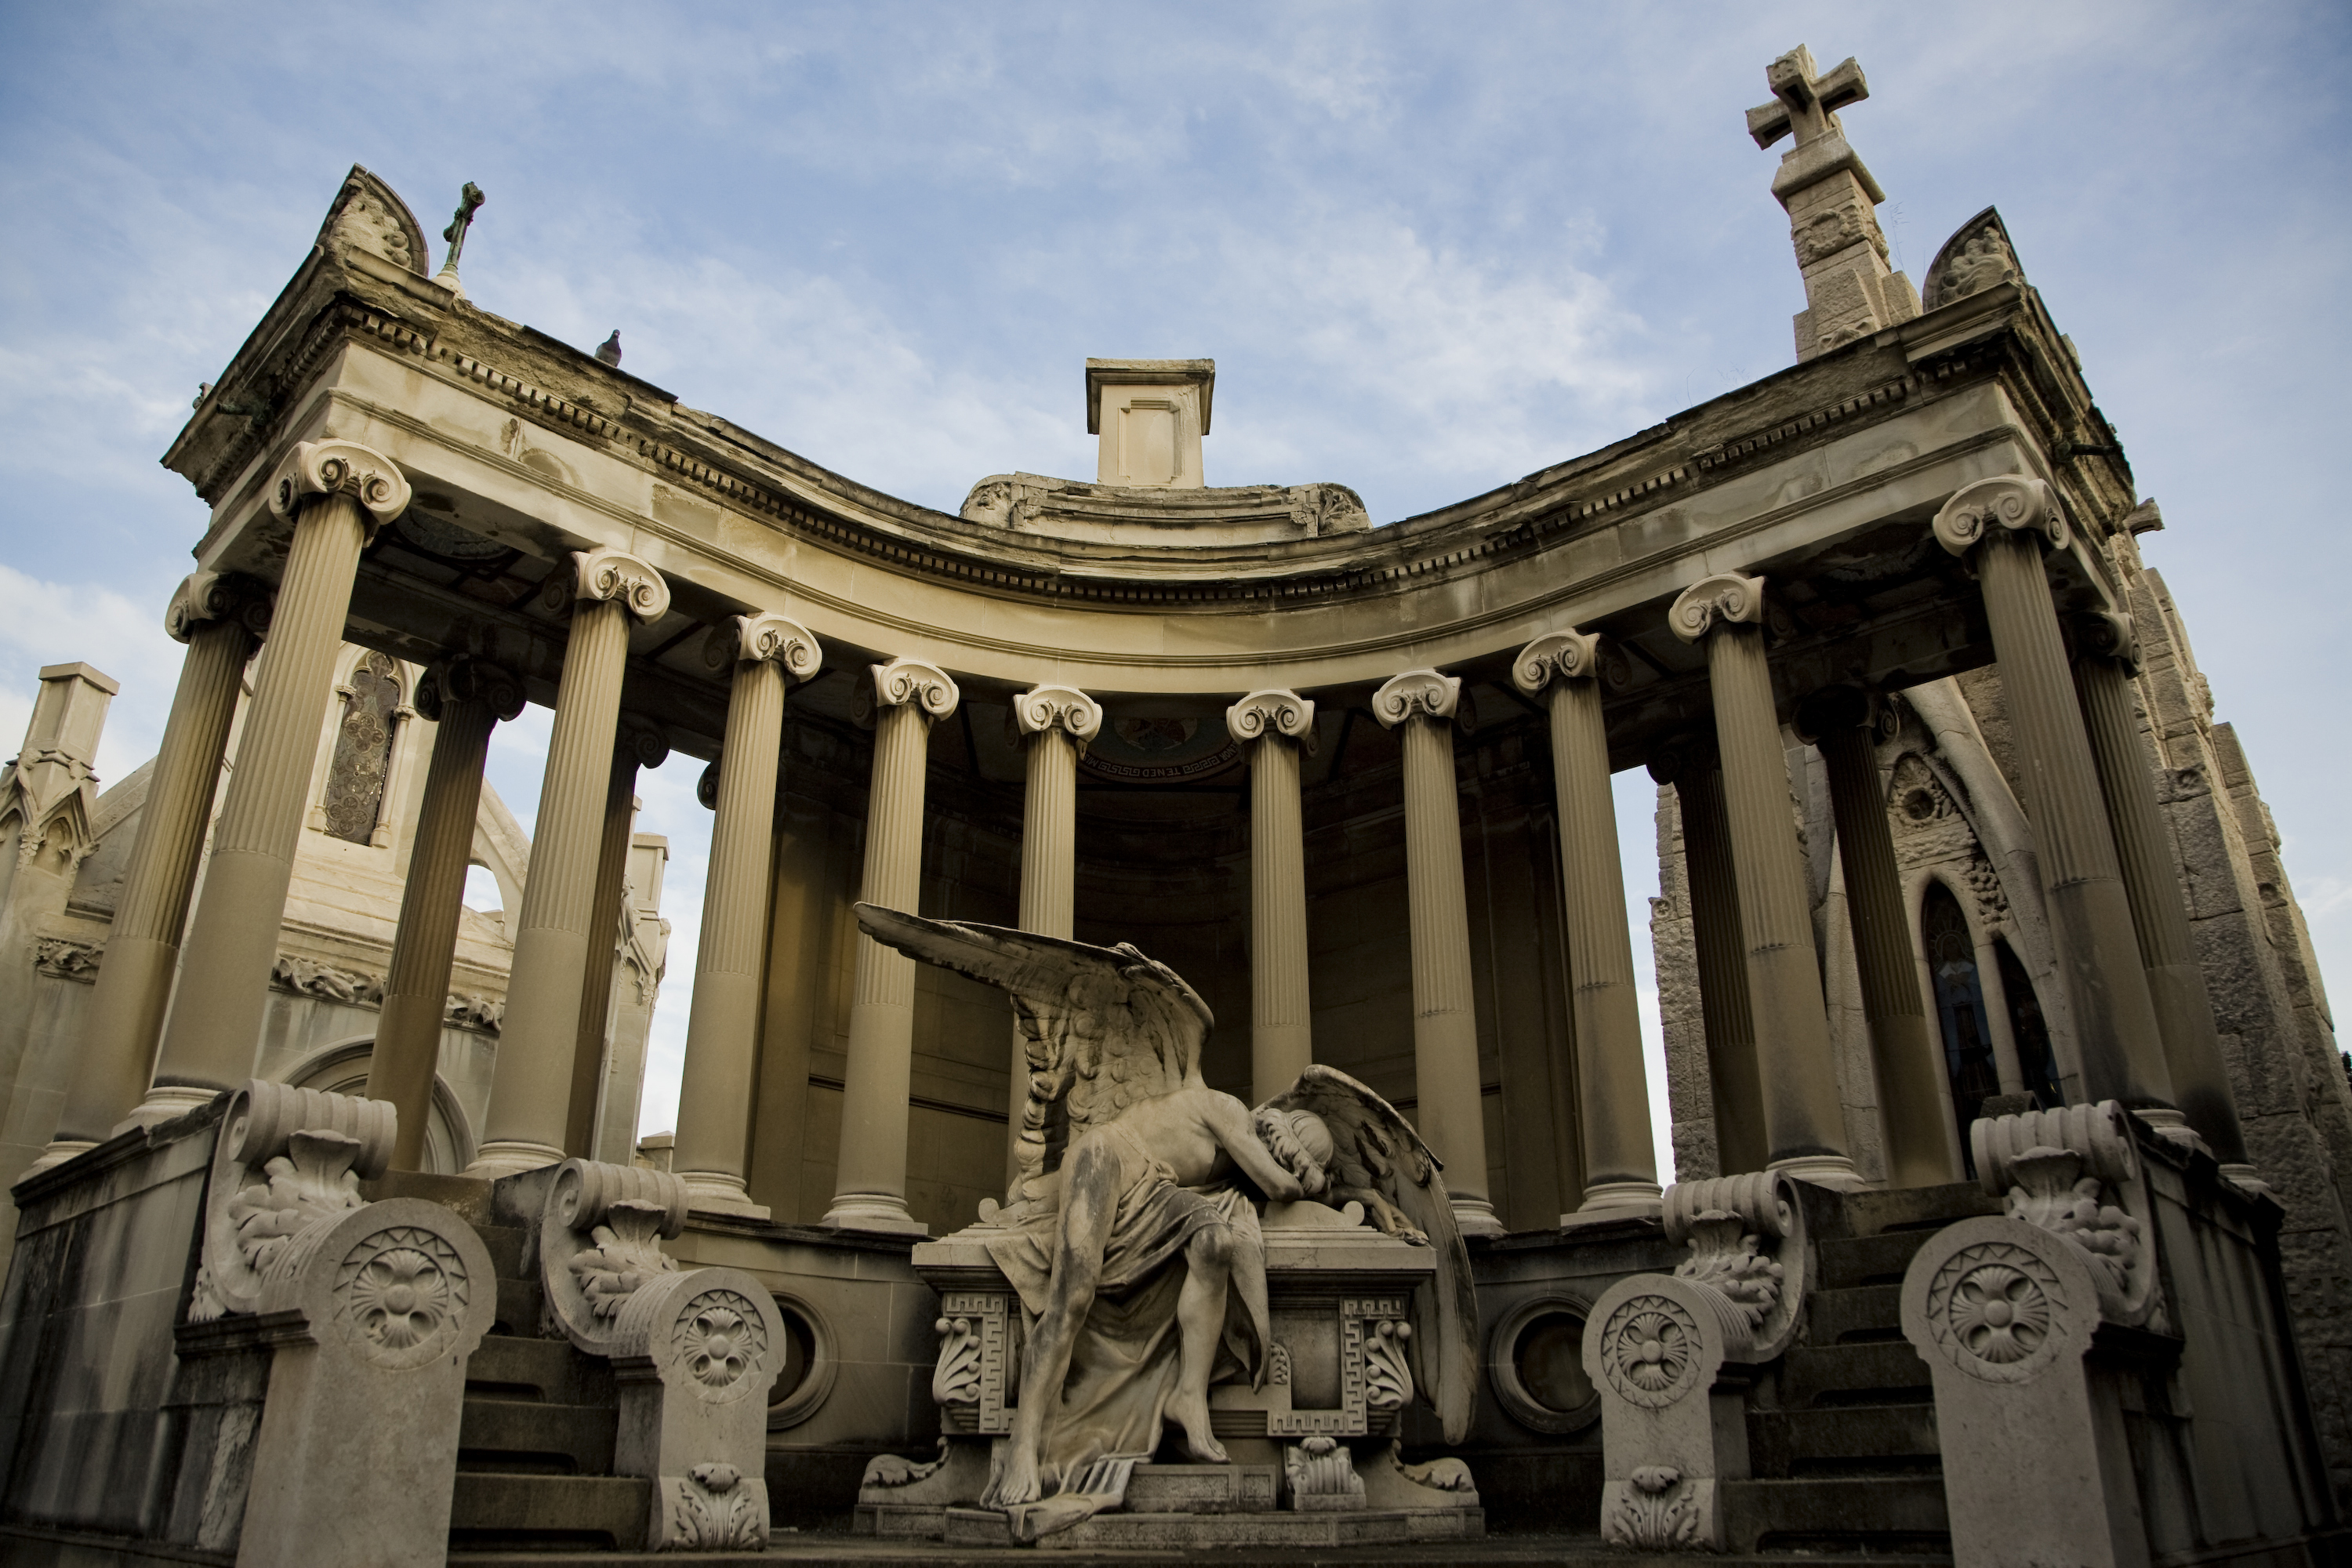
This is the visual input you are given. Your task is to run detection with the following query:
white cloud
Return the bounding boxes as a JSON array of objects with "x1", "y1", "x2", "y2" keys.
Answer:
[{"x1": 0, "y1": 562, "x2": 186, "y2": 787}]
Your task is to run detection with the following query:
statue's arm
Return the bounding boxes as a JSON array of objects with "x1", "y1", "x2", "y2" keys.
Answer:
[{"x1": 1203, "y1": 1095, "x2": 1305, "y2": 1201}]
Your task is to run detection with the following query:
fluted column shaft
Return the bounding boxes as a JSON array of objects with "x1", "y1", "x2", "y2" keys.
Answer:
[
  {"x1": 1374, "y1": 672, "x2": 1501, "y2": 1236},
  {"x1": 53, "y1": 599, "x2": 256, "y2": 1147},
  {"x1": 469, "y1": 547, "x2": 670, "y2": 1178},
  {"x1": 677, "y1": 619, "x2": 815, "y2": 1214},
  {"x1": 143, "y1": 492, "x2": 380, "y2": 1116},
  {"x1": 1936, "y1": 481, "x2": 2173, "y2": 1113},
  {"x1": 1806, "y1": 695, "x2": 1961, "y2": 1186},
  {"x1": 563, "y1": 746, "x2": 645, "y2": 1158},
  {"x1": 1671, "y1": 575, "x2": 1857, "y2": 1186},
  {"x1": 1004, "y1": 684, "x2": 1096, "y2": 1192},
  {"x1": 1229, "y1": 689, "x2": 1316, "y2": 1105},
  {"x1": 1657, "y1": 741, "x2": 1770, "y2": 1176},
  {"x1": 826, "y1": 661, "x2": 957, "y2": 1233},
  {"x1": 1516, "y1": 636, "x2": 1661, "y2": 1219},
  {"x1": 2074, "y1": 639, "x2": 2247, "y2": 1163},
  {"x1": 368, "y1": 663, "x2": 514, "y2": 1171}
]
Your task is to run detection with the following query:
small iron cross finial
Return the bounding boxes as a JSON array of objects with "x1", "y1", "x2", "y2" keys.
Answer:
[
  {"x1": 1746, "y1": 45, "x2": 1869, "y2": 152},
  {"x1": 441, "y1": 182, "x2": 486, "y2": 271}
]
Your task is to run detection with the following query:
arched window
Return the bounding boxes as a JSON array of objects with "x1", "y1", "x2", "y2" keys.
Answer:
[
  {"x1": 1924, "y1": 881, "x2": 2000, "y2": 1170},
  {"x1": 1994, "y1": 938, "x2": 2063, "y2": 1110},
  {"x1": 323, "y1": 652, "x2": 401, "y2": 844}
]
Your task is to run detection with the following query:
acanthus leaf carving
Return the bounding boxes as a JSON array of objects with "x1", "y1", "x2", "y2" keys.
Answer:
[
  {"x1": 931, "y1": 1314, "x2": 982, "y2": 1406},
  {"x1": 1602, "y1": 1465, "x2": 1702, "y2": 1550},
  {"x1": 540, "y1": 1157, "x2": 690, "y2": 1352},
  {"x1": 660, "y1": 1465, "x2": 766, "y2": 1551},
  {"x1": 1971, "y1": 1101, "x2": 2163, "y2": 1330},
  {"x1": 34, "y1": 938, "x2": 102, "y2": 982},
  {"x1": 192, "y1": 1081, "x2": 397, "y2": 1323},
  {"x1": 1362, "y1": 1318, "x2": 1414, "y2": 1412}
]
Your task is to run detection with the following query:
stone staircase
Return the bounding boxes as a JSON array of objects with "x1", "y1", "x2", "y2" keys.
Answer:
[
  {"x1": 446, "y1": 1214, "x2": 652, "y2": 1555},
  {"x1": 1717, "y1": 1181, "x2": 1999, "y2": 1556}
]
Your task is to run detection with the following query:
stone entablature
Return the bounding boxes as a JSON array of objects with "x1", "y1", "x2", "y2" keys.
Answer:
[{"x1": 960, "y1": 473, "x2": 1371, "y2": 546}]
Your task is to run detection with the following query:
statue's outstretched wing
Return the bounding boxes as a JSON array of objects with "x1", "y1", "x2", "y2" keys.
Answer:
[
  {"x1": 1261, "y1": 1064, "x2": 1478, "y2": 1444},
  {"x1": 854, "y1": 905, "x2": 1211, "y2": 1192}
]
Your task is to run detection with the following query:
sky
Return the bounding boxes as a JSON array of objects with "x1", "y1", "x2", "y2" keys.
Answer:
[{"x1": 2, "y1": 3, "x2": 2346, "y2": 1174}]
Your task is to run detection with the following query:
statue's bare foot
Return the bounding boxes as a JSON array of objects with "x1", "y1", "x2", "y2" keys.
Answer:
[
  {"x1": 985, "y1": 1446, "x2": 1043, "y2": 1509},
  {"x1": 1167, "y1": 1392, "x2": 1228, "y2": 1463}
]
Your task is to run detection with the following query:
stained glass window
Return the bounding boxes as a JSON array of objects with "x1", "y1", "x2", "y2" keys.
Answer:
[{"x1": 323, "y1": 652, "x2": 401, "y2": 844}]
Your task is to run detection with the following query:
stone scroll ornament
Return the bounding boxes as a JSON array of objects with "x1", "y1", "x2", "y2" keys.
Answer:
[
  {"x1": 703, "y1": 612, "x2": 823, "y2": 684},
  {"x1": 165, "y1": 569, "x2": 273, "y2": 645},
  {"x1": 850, "y1": 904, "x2": 1481, "y2": 1542},
  {"x1": 267, "y1": 439, "x2": 414, "y2": 538},
  {"x1": 1581, "y1": 1171, "x2": 1806, "y2": 1551},
  {"x1": 1667, "y1": 571, "x2": 1766, "y2": 644},
  {"x1": 1369, "y1": 669, "x2": 1461, "y2": 728},
  {"x1": 191, "y1": 1080, "x2": 397, "y2": 1323},
  {"x1": 1013, "y1": 684, "x2": 1104, "y2": 750},
  {"x1": 1969, "y1": 1098, "x2": 2163, "y2": 1330},
  {"x1": 539, "y1": 1157, "x2": 691, "y2": 1355},
  {"x1": 1510, "y1": 627, "x2": 1621, "y2": 695},
  {"x1": 857, "y1": 657, "x2": 961, "y2": 724},
  {"x1": 1225, "y1": 688, "x2": 1316, "y2": 750},
  {"x1": 1932, "y1": 474, "x2": 2071, "y2": 561},
  {"x1": 545, "y1": 544, "x2": 674, "y2": 624}
]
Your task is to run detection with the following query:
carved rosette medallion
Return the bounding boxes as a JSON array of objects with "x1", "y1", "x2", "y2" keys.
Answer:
[
  {"x1": 1667, "y1": 573, "x2": 1766, "y2": 644},
  {"x1": 267, "y1": 440, "x2": 412, "y2": 534},
  {"x1": 1014, "y1": 684, "x2": 1104, "y2": 748},
  {"x1": 564, "y1": 546, "x2": 673, "y2": 623},
  {"x1": 1920, "y1": 1240, "x2": 2067, "y2": 1385},
  {"x1": 1931, "y1": 475, "x2": 2069, "y2": 560},
  {"x1": 333, "y1": 1224, "x2": 470, "y2": 1370},
  {"x1": 1598, "y1": 1294, "x2": 1701, "y2": 1410},
  {"x1": 1370, "y1": 670, "x2": 1461, "y2": 730},
  {"x1": 706, "y1": 613, "x2": 822, "y2": 681},
  {"x1": 674, "y1": 1287, "x2": 771, "y2": 1403},
  {"x1": 1225, "y1": 689, "x2": 1316, "y2": 749}
]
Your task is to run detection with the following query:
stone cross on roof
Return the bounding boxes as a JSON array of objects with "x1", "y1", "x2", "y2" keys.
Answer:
[
  {"x1": 1745, "y1": 44, "x2": 1918, "y2": 363},
  {"x1": 1746, "y1": 45, "x2": 1868, "y2": 154}
]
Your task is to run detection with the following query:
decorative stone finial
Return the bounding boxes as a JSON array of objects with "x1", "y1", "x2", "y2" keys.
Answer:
[
  {"x1": 268, "y1": 440, "x2": 412, "y2": 535},
  {"x1": 1014, "y1": 685, "x2": 1103, "y2": 749},
  {"x1": 1225, "y1": 689, "x2": 1316, "y2": 748},
  {"x1": 565, "y1": 546, "x2": 672, "y2": 623},
  {"x1": 434, "y1": 182, "x2": 485, "y2": 296},
  {"x1": 1747, "y1": 45, "x2": 1919, "y2": 359},
  {"x1": 704, "y1": 614, "x2": 822, "y2": 681},
  {"x1": 1371, "y1": 670, "x2": 1461, "y2": 729},
  {"x1": 1921, "y1": 208, "x2": 2023, "y2": 312},
  {"x1": 1667, "y1": 574, "x2": 1766, "y2": 644},
  {"x1": 1510, "y1": 630, "x2": 1605, "y2": 695},
  {"x1": 1931, "y1": 476, "x2": 2067, "y2": 560}
]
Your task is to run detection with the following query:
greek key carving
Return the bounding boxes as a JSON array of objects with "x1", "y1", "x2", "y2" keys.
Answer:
[
  {"x1": 1932, "y1": 475, "x2": 2068, "y2": 559},
  {"x1": 1667, "y1": 572, "x2": 1766, "y2": 644},
  {"x1": 1370, "y1": 670, "x2": 1461, "y2": 729},
  {"x1": 1598, "y1": 1294, "x2": 1701, "y2": 1410}
]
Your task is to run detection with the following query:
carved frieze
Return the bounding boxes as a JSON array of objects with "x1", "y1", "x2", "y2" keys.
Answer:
[
  {"x1": 34, "y1": 938, "x2": 101, "y2": 982},
  {"x1": 271, "y1": 954, "x2": 386, "y2": 1007}
]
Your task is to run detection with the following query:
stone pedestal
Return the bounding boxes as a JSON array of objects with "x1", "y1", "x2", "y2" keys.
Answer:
[{"x1": 234, "y1": 1196, "x2": 495, "y2": 1568}]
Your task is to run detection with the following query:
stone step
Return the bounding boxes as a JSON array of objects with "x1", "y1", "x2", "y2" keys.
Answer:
[
  {"x1": 1747, "y1": 1404, "x2": 1940, "y2": 1478},
  {"x1": 458, "y1": 1397, "x2": 617, "y2": 1476},
  {"x1": 495, "y1": 1276, "x2": 545, "y2": 1336},
  {"x1": 1779, "y1": 1342, "x2": 1933, "y2": 1406},
  {"x1": 466, "y1": 1334, "x2": 617, "y2": 1407},
  {"x1": 1718, "y1": 1474, "x2": 1950, "y2": 1557},
  {"x1": 1806, "y1": 1283, "x2": 1907, "y2": 1345},
  {"x1": 1814, "y1": 1231, "x2": 1935, "y2": 1291},
  {"x1": 449, "y1": 1472, "x2": 651, "y2": 1553}
]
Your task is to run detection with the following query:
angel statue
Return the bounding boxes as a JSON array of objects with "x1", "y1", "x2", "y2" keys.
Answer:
[{"x1": 854, "y1": 904, "x2": 1477, "y2": 1530}]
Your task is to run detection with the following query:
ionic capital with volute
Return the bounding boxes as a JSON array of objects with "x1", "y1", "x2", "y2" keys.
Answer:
[
  {"x1": 858, "y1": 658, "x2": 960, "y2": 724},
  {"x1": 2072, "y1": 608, "x2": 2139, "y2": 672},
  {"x1": 1510, "y1": 628, "x2": 1611, "y2": 695},
  {"x1": 617, "y1": 715, "x2": 671, "y2": 772},
  {"x1": 165, "y1": 571, "x2": 273, "y2": 644},
  {"x1": 1371, "y1": 670, "x2": 1461, "y2": 729},
  {"x1": 555, "y1": 545, "x2": 673, "y2": 624},
  {"x1": 1931, "y1": 474, "x2": 2069, "y2": 560},
  {"x1": 1667, "y1": 573, "x2": 1766, "y2": 644},
  {"x1": 1014, "y1": 684, "x2": 1103, "y2": 749},
  {"x1": 1225, "y1": 688, "x2": 1316, "y2": 750},
  {"x1": 415, "y1": 657, "x2": 527, "y2": 724},
  {"x1": 705, "y1": 613, "x2": 822, "y2": 681},
  {"x1": 1645, "y1": 729, "x2": 1721, "y2": 786},
  {"x1": 1790, "y1": 684, "x2": 1886, "y2": 744},
  {"x1": 267, "y1": 439, "x2": 412, "y2": 535}
]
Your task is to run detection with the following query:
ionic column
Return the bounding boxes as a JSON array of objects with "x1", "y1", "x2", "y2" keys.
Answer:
[
  {"x1": 1796, "y1": 687, "x2": 1961, "y2": 1187},
  {"x1": 562, "y1": 720, "x2": 667, "y2": 1158},
  {"x1": 1650, "y1": 734, "x2": 1770, "y2": 1177},
  {"x1": 673, "y1": 615, "x2": 822, "y2": 1215},
  {"x1": 134, "y1": 443, "x2": 408, "y2": 1122},
  {"x1": 1373, "y1": 670, "x2": 1502, "y2": 1236},
  {"x1": 2073, "y1": 610, "x2": 2249, "y2": 1167},
  {"x1": 466, "y1": 547, "x2": 671, "y2": 1179},
  {"x1": 366, "y1": 659, "x2": 524, "y2": 1171},
  {"x1": 37, "y1": 576, "x2": 268, "y2": 1160},
  {"x1": 1512, "y1": 632, "x2": 1662, "y2": 1220},
  {"x1": 1932, "y1": 478, "x2": 2175, "y2": 1115},
  {"x1": 1668, "y1": 575, "x2": 1858, "y2": 1188},
  {"x1": 1226, "y1": 689, "x2": 1317, "y2": 1105},
  {"x1": 1004, "y1": 684, "x2": 1101, "y2": 1192},
  {"x1": 824, "y1": 659, "x2": 959, "y2": 1233}
]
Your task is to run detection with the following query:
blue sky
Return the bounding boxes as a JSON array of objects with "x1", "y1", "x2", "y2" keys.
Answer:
[{"x1": 3, "y1": 4, "x2": 2346, "y2": 1168}]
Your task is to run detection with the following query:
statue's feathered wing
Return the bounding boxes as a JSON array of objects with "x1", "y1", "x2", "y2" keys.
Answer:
[
  {"x1": 1261, "y1": 1065, "x2": 1478, "y2": 1444},
  {"x1": 853, "y1": 905, "x2": 1211, "y2": 1194}
]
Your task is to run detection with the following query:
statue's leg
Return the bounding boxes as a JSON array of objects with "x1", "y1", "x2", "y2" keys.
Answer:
[
  {"x1": 985, "y1": 1141, "x2": 1118, "y2": 1509},
  {"x1": 1167, "y1": 1222, "x2": 1232, "y2": 1463}
]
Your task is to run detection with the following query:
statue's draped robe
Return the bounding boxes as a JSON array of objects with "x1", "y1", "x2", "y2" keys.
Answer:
[{"x1": 985, "y1": 1118, "x2": 1270, "y2": 1494}]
